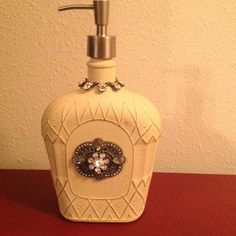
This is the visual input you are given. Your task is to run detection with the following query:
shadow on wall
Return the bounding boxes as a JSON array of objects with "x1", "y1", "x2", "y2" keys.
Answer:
[{"x1": 157, "y1": 65, "x2": 236, "y2": 174}]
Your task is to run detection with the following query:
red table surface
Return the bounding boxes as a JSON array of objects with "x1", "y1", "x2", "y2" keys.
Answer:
[{"x1": 0, "y1": 170, "x2": 236, "y2": 236}]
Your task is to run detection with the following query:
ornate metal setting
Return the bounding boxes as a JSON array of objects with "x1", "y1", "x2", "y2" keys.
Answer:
[
  {"x1": 78, "y1": 78, "x2": 124, "y2": 93},
  {"x1": 73, "y1": 138, "x2": 126, "y2": 180}
]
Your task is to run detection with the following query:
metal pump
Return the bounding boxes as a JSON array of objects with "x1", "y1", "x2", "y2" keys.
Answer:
[{"x1": 59, "y1": 0, "x2": 116, "y2": 59}]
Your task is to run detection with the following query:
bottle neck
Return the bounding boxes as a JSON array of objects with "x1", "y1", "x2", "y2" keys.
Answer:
[{"x1": 87, "y1": 59, "x2": 116, "y2": 84}]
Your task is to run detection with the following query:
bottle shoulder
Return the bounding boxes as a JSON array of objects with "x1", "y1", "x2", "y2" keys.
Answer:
[{"x1": 41, "y1": 88, "x2": 161, "y2": 136}]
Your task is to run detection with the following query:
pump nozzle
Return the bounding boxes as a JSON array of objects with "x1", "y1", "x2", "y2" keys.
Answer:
[{"x1": 59, "y1": 0, "x2": 116, "y2": 59}]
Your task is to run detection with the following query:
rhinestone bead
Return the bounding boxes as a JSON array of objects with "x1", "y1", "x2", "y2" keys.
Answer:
[
  {"x1": 101, "y1": 165, "x2": 107, "y2": 170},
  {"x1": 95, "y1": 168, "x2": 102, "y2": 174},
  {"x1": 79, "y1": 79, "x2": 87, "y2": 87},
  {"x1": 113, "y1": 82, "x2": 121, "y2": 90},
  {"x1": 99, "y1": 153, "x2": 106, "y2": 158},
  {"x1": 77, "y1": 158, "x2": 85, "y2": 164},
  {"x1": 89, "y1": 164, "x2": 95, "y2": 170},
  {"x1": 83, "y1": 82, "x2": 93, "y2": 90},
  {"x1": 92, "y1": 152, "x2": 99, "y2": 158},
  {"x1": 94, "y1": 158, "x2": 104, "y2": 167},
  {"x1": 98, "y1": 83, "x2": 106, "y2": 92}
]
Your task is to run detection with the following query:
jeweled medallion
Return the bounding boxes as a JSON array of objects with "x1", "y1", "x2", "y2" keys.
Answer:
[{"x1": 73, "y1": 138, "x2": 126, "y2": 180}]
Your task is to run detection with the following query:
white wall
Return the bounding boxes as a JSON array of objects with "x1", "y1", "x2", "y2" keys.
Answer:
[{"x1": 0, "y1": 0, "x2": 236, "y2": 173}]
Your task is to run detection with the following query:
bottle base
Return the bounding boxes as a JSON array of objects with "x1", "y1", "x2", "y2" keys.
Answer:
[{"x1": 60, "y1": 209, "x2": 145, "y2": 223}]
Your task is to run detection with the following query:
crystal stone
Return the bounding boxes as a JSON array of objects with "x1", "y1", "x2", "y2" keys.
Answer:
[
  {"x1": 83, "y1": 82, "x2": 93, "y2": 90},
  {"x1": 94, "y1": 158, "x2": 104, "y2": 168},
  {"x1": 98, "y1": 84, "x2": 106, "y2": 92},
  {"x1": 101, "y1": 165, "x2": 107, "y2": 170},
  {"x1": 99, "y1": 153, "x2": 106, "y2": 158},
  {"x1": 89, "y1": 164, "x2": 95, "y2": 170},
  {"x1": 79, "y1": 79, "x2": 87, "y2": 87},
  {"x1": 113, "y1": 82, "x2": 121, "y2": 90},
  {"x1": 93, "y1": 152, "x2": 99, "y2": 158},
  {"x1": 95, "y1": 168, "x2": 101, "y2": 174}
]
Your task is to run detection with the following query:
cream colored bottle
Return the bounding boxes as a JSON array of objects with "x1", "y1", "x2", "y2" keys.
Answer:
[{"x1": 41, "y1": 0, "x2": 161, "y2": 223}]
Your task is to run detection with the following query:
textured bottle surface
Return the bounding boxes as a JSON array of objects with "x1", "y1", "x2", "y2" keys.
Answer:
[
  {"x1": 41, "y1": 57, "x2": 161, "y2": 222},
  {"x1": 41, "y1": 86, "x2": 161, "y2": 222}
]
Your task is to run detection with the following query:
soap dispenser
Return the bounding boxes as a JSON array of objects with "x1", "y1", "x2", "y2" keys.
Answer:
[{"x1": 41, "y1": 0, "x2": 161, "y2": 223}]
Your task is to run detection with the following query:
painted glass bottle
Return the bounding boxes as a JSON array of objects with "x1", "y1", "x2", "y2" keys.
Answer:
[{"x1": 41, "y1": 0, "x2": 161, "y2": 222}]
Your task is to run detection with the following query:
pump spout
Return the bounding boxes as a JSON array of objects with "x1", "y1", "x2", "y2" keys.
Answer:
[{"x1": 58, "y1": 0, "x2": 116, "y2": 59}]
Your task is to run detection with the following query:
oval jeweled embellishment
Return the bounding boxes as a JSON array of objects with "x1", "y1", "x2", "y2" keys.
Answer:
[{"x1": 73, "y1": 138, "x2": 126, "y2": 180}]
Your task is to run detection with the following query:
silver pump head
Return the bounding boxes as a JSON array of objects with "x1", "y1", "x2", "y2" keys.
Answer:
[{"x1": 59, "y1": 0, "x2": 116, "y2": 59}]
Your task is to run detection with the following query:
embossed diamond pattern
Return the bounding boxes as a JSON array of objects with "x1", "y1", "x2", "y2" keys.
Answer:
[
  {"x1": 43, "y1": 99, "x2": 160, "y2": 222},
  {"x1": 42, "y1": 101, "x2": 160, "y2": 145},
  {"x1": 54, "y1": 176, "x2": 151, "y2": 221}
]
